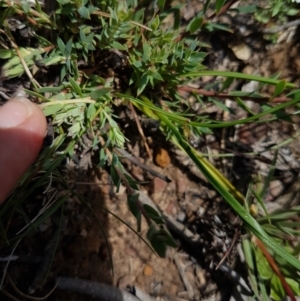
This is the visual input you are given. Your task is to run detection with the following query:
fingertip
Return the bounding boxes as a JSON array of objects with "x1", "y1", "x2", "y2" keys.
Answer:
[{"x1": 0, "y1": 97, "x2": 47, "y2": 204}]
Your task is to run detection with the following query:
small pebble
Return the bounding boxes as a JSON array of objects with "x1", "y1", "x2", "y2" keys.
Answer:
[
  {"x1": 155, "y1": 148, "x2": 171, "y2": 168},
  {"x1": 143, "y1": 264, "x2": 153, "y2": 276}
]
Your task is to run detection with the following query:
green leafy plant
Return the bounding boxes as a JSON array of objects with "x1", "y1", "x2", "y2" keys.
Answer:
[{"x1": 1, "y1": 0, "x2": 300, "y2": 299}]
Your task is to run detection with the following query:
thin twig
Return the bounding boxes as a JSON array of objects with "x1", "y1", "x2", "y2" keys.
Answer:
[
  {"x1": 114, "y1": 147, "x2": 171, "y2": 183},
  {"x1": 173, "y1": 254, "x2": 196, "y2": 300},
  {"x1": 129, "y1": 102, "x2": 152, "y2": 160},
  {"x1": 215, "y1": 229, "x2": 240, "y2": 270},
  {"x1": 178, "y1": 86, "x2": 291, "y2": 103}
]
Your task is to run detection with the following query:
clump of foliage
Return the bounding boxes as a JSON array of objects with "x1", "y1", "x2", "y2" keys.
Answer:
[{"x1": 1, "y1": 0, "x2": 300, "y2": 300}]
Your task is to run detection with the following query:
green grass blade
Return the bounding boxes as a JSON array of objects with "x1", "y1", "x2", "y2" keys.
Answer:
[
  {"x1": 182, "y1": 71, "x2": 296, "y2": 88},
  {"x1": 138, "y1": 95, "x2": 300, "y2": 271}
]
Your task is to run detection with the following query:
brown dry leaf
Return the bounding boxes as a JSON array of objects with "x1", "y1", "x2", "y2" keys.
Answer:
[{"x1": 155, "y1": 148, "x2": 171, "y2": 168}]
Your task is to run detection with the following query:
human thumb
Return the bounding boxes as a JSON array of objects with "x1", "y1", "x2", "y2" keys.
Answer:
[{"x1": 0, "y1": 97, "x2": 47, "y2": 204}]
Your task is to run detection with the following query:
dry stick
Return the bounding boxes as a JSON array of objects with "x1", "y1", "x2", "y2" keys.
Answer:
[
  {"x1": 15, "y1": 47, "x2": 40, "y2": 90},
  {"x1": 114, "y1": 147, "x2": 171, "y2": 183},
  {"x1": 178, "y1": 86, "x2": 292, "y2": 104},
  {"x1": 215, "y1": 229, "x2": 240, "y2": 270},
  {"x1": 55, "y1": 277, "x2": 142, "y2": 301},
  {"x1": 173, "y1": 254, "x2": 195, "y2": 300},
  {"x1": 129, "y1": 102, "x2": 152, "y2": 160}
]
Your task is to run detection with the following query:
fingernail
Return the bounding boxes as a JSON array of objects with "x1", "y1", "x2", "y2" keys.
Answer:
[{"x1": 0, "y1": 97, "x2": 33, "y2": 129}]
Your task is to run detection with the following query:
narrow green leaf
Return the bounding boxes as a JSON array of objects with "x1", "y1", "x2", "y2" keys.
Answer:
[
  {"x1": 270, "y1": 274, "x2": 285, "y2": 301},
  {"x1": 86, "y1": 103, "x2": 96, "y2": 119},
  {"x1": 259, "y1": 150, "x2": 278, "y2": 200},
  {"x1": 181, "y1": 71, "x2": 296, "y2": 89},
  {"x1": 137, "y1": 73, "x2": 149, "y2": 96},
  {"x1": 128, "y1": 194, "x2": 142, "y2": 231},
  {"x1": 69, "y1": 77, "x2": 82, "y2": 97},
  {"x1": 142, "y1": 42, "x2": 151, "y2": 61},
  {"x1": 78, "y1": 6, "x2": 90, "y2": 19},
  {"x1": 273, "y1": 80, "x2": 286, "y2": 98},
  {"x1": 123, "y1": 173, "x2": 139, "y2": 190},
  {"x1": 65, "y1": 39, "x2": 73, "y2": 56},
  {"x1": 235, "y1": 5, "x2": 257, "y2": 13},
  {"x1": 43, "y1": 104, "x2": 63, "y2": 116},
  {"x1": 139, "y1": 95, "x2": 300, "y2": 271},
  {"x1": 236, "y1": 98, "x2": 255, "y2": 116},
  {"x1": 251, "y1": 188, "x2": 271, "y2": 225},
  {"x1": 38, "y1": 86, "x2": 64, "y2": 93},
  {"x1": 205, "y1": 22, "x2": 232, "y2": 32},
  {"x1": 187, "y1": 15, "x2": 204, "y2": 34},
  {"x1": 110, "y1": 41, "x2": 126, "y2": 50},
  {"x1": 110, "y1": 165, "x2": 121, "y2": 187},
  {"x1": 211, "y1": 99, "x2": 231, "y2": 113},
  {"x1": 203, "y1": 0, "x2": 211, "y2": 14},
  {"x1": 0, "y1": 49, "x2": 13, "y2": 59},
  {"x1": 215, "y1": 0, "x2": 226, "y2": 13},
  {"x1": 242, "y1": 239, "x2": 260, "y2": 297},
  {"x1": 255, "y1": 247, "x2": 273, "y2": 280},
  {"x1": 21, "y1": 1, "x2": 31, "y2": 13},
  {"x1": 143, "y1": 204, "x2": 165, "y2": 224},
  {"x1": 150, "y1": 236, "x2": 166, "y2": 257},
  {"x1": 157, "y1": 0, "x2": 166, "y2": 10},
  {"x1": 57, "y1": 37, "x2": 65, "y2": 54},
  {"x1": 271, "y1": 1, "x2": 282, "y2": 17},
  {"x1": 98, "y1": 148, "x2": 107, "y2": 167},
  {"x1": 68, "y1": 122, "x2": 81, "y2": 137},
  {"x1": 90, "y1": 88, "x2": 111, "y2": 100},
  {"x1": 220, "y1": 77, "x2": 234, "y2": 91}
]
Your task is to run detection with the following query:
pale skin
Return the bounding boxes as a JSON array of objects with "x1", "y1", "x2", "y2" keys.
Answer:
[{"x1": 0, "y1": 97, "x2": 47, "y2": 204}]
